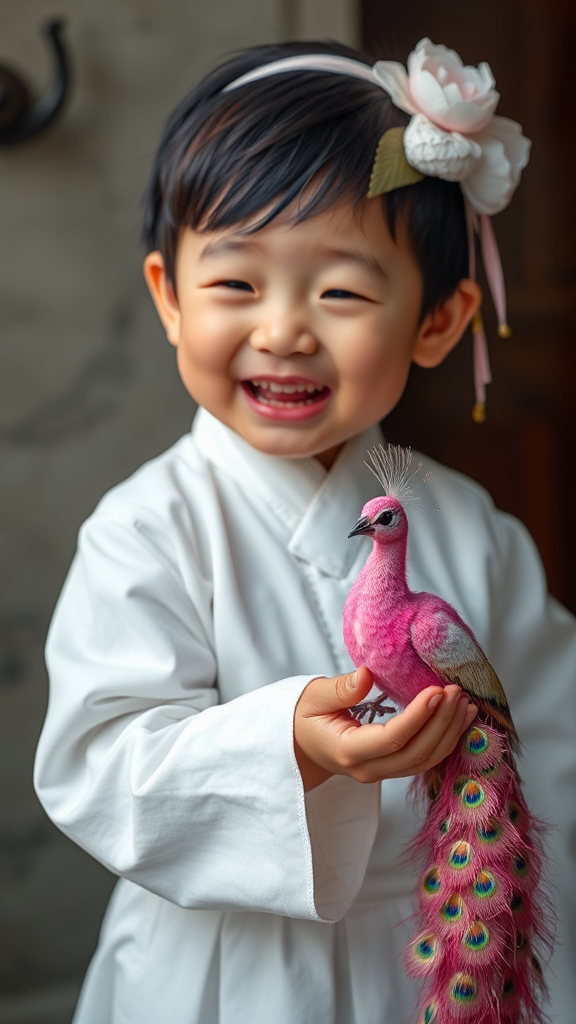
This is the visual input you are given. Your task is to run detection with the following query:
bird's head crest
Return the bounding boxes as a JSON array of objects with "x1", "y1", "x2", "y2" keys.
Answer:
[{"x1": 364, "y1": 444, "x2": 431, "y2": 511}]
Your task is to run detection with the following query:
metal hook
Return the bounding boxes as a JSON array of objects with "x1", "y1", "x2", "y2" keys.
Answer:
[{"x1": 0, "y1": 18, "x2": 70, "y2": 146}]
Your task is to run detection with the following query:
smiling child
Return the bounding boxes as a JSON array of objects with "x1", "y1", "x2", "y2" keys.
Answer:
[
  {"x1": 35, "y1": 39, "x2": 575, "y2": 1024},
  {"x1": 145, "y1": 198, "x2": 477, "y2": 468}
]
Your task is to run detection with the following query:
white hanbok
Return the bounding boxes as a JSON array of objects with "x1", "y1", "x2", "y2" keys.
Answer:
[{"x1": 35, "y1": 409, "x2": 576, "y2": 1024}]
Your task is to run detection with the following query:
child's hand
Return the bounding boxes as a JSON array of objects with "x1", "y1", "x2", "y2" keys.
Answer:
[{"x1": 294, "y1": 666, "x2": 477, "y2": 791}]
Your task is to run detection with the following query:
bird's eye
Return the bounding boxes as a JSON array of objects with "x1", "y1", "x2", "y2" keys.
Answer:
[{"x1": 375, "y1": 509, "x2": 397, "y2": 527}]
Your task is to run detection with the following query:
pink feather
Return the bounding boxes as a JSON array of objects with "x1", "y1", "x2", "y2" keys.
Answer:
[{"x1": 343, "y1": 445, "x2": 553, "y2": 1024}]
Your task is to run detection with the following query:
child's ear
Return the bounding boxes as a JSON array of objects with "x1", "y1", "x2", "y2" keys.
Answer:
[
  {"x1": 412, "y1": 279, "x2": 482, "y2": 368},
  {"x1": 143, "y1": 252, "x2": 181, "y2": 346}
]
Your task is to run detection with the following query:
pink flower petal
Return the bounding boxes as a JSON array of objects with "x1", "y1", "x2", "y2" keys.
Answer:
[
  {"x1": 478, "y1": 62, "x2": 496, "y2": 91},
  {"x1": 443, "y1": 81, "x2": 464, "y2": 104},
  {"x1": 372, "y1": 61, "x2": 416, "y2": 115},
  {"x1": 462, "y1": 116, "x2": 531, "y2": 216},
  {"x1": 410, "y1": 68, "x2": 450, "y2": 120},
  {"x1": 408, "y1": 39, "x2": 432, "y2": 76},
  {"x1": 461, "y1": 137, "x2": 512, "y2": 215},
  {"x1": 437, "y1": 94, "x2": 500, "y2": 133},
  {"x1": 406, "y1": 39, "x2": 500, "y2": 133},
  {"x1": 480, "y1": 115, "x2": 531, "y2": 187}
]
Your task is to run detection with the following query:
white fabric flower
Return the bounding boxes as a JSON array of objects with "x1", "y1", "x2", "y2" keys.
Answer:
[
  {"x1": 373, "y1": 38, "x2": 499, "y2": 133},
  {"x1": 372, "y1": 38, "x2": 530, "y2": 215}
]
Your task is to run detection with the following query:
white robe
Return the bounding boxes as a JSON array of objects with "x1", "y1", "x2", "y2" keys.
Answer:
[{"x1": 34, "y1": 409, "x2": 576, "y2": 1024}]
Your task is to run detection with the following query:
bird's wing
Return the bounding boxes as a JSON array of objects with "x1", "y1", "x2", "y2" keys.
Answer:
[{"x1": 410, "y1": 605, "x2": 517, "y2": 740}]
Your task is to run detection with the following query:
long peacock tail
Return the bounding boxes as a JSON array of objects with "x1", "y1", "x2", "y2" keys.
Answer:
[{"x1": 404, "y1": 722, "x2": 553, "y2": 1024}]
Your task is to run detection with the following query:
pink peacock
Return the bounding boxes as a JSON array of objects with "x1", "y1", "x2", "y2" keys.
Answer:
[{"x1": 342, "y1": 443, "x2": 552, "y2": 1024}]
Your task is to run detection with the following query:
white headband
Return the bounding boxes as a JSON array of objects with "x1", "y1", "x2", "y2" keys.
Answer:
[{"x1": 224, "y1": 54, "x2": 381, "y2": 92}]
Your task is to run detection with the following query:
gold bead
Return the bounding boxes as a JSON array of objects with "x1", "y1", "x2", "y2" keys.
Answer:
[
  {"x1": 497, "y1": 323, "x2": 512, "y2": 339},
  {"x1": 471, "y1": 313, "x2": 483, "y2": 334},
  {"x1": 472, "y1": 402, "x2": 486, "y2": 423}
]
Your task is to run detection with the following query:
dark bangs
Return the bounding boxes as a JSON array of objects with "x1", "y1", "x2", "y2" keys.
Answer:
[{"x1": 142, "y1": 41, "x2": 468, "y2": 317}]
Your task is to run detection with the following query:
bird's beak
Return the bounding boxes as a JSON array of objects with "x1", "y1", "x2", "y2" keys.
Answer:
[{"x1": 348, "y1": 515, "x2": 374, "y2": 538}]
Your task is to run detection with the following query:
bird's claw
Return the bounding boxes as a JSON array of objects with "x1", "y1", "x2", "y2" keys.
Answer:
[{"x1": 348, "y1": 696, "x2": 396, "y2": 724}]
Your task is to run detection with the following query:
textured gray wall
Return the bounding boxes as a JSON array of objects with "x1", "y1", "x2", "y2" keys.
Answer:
[{"x1": 0, "y1": 0, "x2": 358, "y2": 1018}]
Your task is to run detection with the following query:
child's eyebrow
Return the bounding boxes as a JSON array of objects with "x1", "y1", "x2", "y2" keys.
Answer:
[
  {"x1": 199, "y1": 237, "x2": 265, "y2": 262},
  {"x1": 199, "y1": 237, "x2": 385, "y2": 279},
  {"x1": 319, "y1": 247, "x2": 386, "y2": 279}
]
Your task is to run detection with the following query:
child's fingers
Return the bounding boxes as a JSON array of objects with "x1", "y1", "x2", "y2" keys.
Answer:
[
  {"x1": 374, "y1": 698, "x2": 476, "y2": 780},
  {"x1": 338, "y1": 684, "x2": 461, "y2": 766},
  {"x1": 376, "y1": 684, "x2": 451, "y2": 746},
  {"x1": 430, "y1": 695, "x2": 477, "y2": 759},
  {"x1": 295, "y1": 674, "x2": 477, "y2": 789},
  {"x1": 400, "y1": 696, "x2": 476, "y2": 770},
  {"x1": 340, "y1": 690, "x2": 475, "y2": 782},
  {"x1": 400, "y1": 688, "x2": 474, "y2": 765},
  {"x1": 297, "y1": 666, "x2": 373, "y2": 717}
]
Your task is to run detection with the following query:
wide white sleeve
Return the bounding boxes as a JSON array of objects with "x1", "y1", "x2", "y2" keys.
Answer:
[
  {"x1": 34, "y1": 511, "x2": 378, "y2": 922},
  {"x1": 488, "y1": 509, "x2": 576, "y2": 1019}
]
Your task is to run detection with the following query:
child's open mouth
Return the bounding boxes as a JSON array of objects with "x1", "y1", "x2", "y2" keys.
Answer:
[{"x1": 241, "y1": 378, "x2": 331, "y2": 420}]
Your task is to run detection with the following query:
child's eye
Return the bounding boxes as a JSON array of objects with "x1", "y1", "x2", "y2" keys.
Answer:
[
  {"x1": 321, "y1": 289, "x2": 364, "y2": 300},
  {"x1": 218, "y1": 280, "x2": 255, "y2": 292}
]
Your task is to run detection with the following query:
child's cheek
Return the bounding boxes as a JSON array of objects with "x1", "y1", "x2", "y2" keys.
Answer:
[
  {"x1": 180, "y1": 307, "x2": 244, "y2": 374},
  {"x1": 336, "y1": 329, "x2": 403, "y2": 382},
  {"x1": 346, "y1": 339, "x2": 387, "y2": 379}
]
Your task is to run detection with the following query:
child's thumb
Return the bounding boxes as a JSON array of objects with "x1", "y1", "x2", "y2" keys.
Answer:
[{"x1": 302, "y1": 665, "x2": 373, "y2": 716}]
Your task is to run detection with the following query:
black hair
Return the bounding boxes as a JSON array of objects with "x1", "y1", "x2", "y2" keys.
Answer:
[{"x1": 142, "y1": 40, "x2": 468, "y2": 319}]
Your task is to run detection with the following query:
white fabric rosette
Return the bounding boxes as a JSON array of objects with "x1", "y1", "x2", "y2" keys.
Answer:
[{"x1": 373, "y1": 38, "x2": 530, "y2": 215}]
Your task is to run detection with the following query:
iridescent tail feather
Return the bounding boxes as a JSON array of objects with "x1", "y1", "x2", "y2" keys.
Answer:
[{"x1": 404, "y1": 723, "x2": 553, "y2": 1024}]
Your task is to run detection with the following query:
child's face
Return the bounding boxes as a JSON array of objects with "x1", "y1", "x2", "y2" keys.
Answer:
[{"x1": 146, "y1": 197, "x2": 466, "y2": 467}]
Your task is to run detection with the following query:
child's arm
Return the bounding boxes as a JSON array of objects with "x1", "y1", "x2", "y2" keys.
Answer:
[
  {"x1": 294, "y1": 668, "x2": 475, "y2": 790},
  {"x1": 34, "y1": 509, "x2": 379, "y2": 925}
]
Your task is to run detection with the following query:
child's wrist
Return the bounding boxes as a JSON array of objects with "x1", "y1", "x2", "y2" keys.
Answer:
[{"x1": 294, "y1": 737, "x2": 333, "y2": 792}]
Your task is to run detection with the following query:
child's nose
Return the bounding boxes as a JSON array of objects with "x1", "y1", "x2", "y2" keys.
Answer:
[{"x1": 249, "y1": 309, "x2": 318, "y2": 356}]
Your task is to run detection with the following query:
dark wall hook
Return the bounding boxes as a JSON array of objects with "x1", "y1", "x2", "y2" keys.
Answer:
[{"x1": 0, "y1": 19, "x2": 70, "y2": 146}]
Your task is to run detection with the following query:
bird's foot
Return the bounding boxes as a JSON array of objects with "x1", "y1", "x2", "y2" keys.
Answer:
[{"x1": 348, "y1": 695, "x2": 396, "y2": 724}]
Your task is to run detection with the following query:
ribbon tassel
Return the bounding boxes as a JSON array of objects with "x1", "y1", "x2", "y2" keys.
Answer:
[
  {"x1": 479, "y1": 214, "x2": 511, "y2": 338},
  {"x1": 471, "y1": 312, "x2": 492, "y2": 423},
  {"x1": 466, "y1": 205, "x2": 509, "y2": 421}
]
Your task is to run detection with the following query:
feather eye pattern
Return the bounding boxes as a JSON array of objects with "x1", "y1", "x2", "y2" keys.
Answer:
[{"x1": 342, "y1": 451, "x2": 554, "y2": 1024}]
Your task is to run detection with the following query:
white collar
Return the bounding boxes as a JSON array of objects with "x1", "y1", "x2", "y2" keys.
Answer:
[{"x1": 192, "y1": 409, "x2": 382, "y2": 578}]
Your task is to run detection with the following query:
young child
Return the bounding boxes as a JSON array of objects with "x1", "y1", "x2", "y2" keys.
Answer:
[{"x1": 34, "y1": 39, "x2": 575, "y2": 1024}]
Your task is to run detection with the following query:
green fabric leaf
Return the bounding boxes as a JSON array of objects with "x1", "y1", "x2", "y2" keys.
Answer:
[{"x1": 367, "y1": 128, "x2": 424, "y2": 198}]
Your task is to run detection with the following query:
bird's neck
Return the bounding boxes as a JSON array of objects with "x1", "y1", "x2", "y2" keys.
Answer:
[{"x1": 361, "y1": 536, "x2": 410, "y2": 601}]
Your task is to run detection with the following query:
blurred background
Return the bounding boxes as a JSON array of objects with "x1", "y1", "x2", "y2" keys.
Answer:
[{"x1": 0, "y1": 1, "x2": 573, "y2": 1021}]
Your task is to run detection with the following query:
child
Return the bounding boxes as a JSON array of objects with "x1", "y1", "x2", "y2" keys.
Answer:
[{"x1": 34, "y1": 38, "x2": 575, "y2": 1024}]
